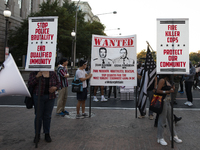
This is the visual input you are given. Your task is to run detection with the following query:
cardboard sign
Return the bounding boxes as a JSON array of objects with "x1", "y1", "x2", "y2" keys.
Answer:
[
  {"x1": 25, "y1": 16, "x2": 58, "y2": 71},
  {"x1": 90, "y1": 35, "x2": 137, "y2": 86},
  {"x1": 157, "y1": 18, "x2": 189, "y2": 74}
]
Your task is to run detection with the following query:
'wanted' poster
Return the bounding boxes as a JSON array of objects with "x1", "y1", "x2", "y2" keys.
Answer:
[
  {"x1": 90, "y1": 35, "x2": 137, "y2": 86},
  {"x1": 25, "y1": 16, "x2": 58, "y2": 71}
]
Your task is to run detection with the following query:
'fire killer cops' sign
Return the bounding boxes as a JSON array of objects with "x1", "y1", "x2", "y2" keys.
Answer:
[{"x1": 157, "y1": 18, "x2": 189, "y2": 74}]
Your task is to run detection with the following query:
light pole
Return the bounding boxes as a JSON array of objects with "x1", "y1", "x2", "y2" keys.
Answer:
[
  {"x1": 3, "y1": 3, "x2": 11, "y2": 61},
  {"x1": 92, "y1": 11, "x2": 117, "y2": 22},
  {"x1": 71, "y1": 30, "x2": 76, "y2": 75},
  {"x1": 74, "y1": 0, "x2": 80, "y2": 68}
]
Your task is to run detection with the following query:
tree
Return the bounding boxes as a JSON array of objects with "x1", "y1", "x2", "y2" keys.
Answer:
[
  {"x1": 137, "y1": 49, "x2": 147, "y2": 63},
  {"x1": 8, "y1": 0, "x2": 105, "y2": 66},
  {"x1": 189, "y1": 52, "x2": 200, "y2": 66}
]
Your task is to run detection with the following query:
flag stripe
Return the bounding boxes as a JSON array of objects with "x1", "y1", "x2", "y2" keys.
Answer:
[{"x1": 138, "y1": 46, "x2": 156, "y2": 116}]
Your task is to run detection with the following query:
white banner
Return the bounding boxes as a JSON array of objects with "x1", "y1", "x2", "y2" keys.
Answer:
[
  {"x1": 90, "y1": 35, "x2": 137, "y2": 86},
  {"x1": 157, "y1": 18, "x2": 189, "y2": 74},
  {"x1": 25, "y1": 16, "x2": 58, "y2": 71},
  {"x1": 0, "y1": 54, "x2": 30, "y2": 97}
]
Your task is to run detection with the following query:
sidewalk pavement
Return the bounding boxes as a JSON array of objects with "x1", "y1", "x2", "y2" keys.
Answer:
[{"x1": 0, "y1": 106, "x2": 200, "y2": 150}]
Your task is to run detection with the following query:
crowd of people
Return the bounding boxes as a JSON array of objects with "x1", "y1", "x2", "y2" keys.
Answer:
[
  {"x1": 28, "y1": 57, "x2": 198, "y2": 145},
  {"x1": 136, "y1": 60, "x2": 199, "y2": 146}
]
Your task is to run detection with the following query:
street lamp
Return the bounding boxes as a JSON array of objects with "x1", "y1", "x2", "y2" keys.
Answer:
[
  {"x1": 92, "y1": 11, "x2": 117, "y2": 22},
  {"x1": 3, "y1": 3, "x2": 11, "y2": 61},
  {"x1": 71, "y1": 30, "x2": 76, "y2": 75},
  {"x1": 73, "y1": 0, "x2": 80, "y2": 68}
]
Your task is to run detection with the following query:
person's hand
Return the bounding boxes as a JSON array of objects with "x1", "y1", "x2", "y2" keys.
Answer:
[
  {"x1": 49, "y1": 86, "x2": 57, "y2": 93},
  {"x1": 170, "y1": 88, "x2": 174, "y2": 93},
  {"x1": 36, "y1": 72, "x2": 42, "y2": 78},
  {"x1": 89, "y1": 73, "x2": 92, "y2": 78}
]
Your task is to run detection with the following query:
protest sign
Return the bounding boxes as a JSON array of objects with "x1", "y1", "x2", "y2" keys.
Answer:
[
  {"x1": 157, "y1": 18, "x2": 189, "y2": 74},
  {"x1": 25, "y1": 16, "x2": 58, "y2": 71},
  {"x1": 90, "y1": 35, "x2": 137, "y2": 86}
]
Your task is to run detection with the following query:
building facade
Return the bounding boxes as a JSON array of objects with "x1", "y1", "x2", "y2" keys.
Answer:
[
  {"x1": 73, "y1": 1, "x2": 100, "y2": 22},
  {"x1": 0, "y1": 0, "x2": 71, "y2": 62}
]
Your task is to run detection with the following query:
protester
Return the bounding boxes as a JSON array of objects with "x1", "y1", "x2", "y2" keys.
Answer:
[
  {"x1": 108, "y1": 86, "x2": 117, "y2": 98},
  {"x1": 156, "y1": 74, "x2": 182, "y2": 146},
  {"x1": 154, "y1": 74, "x2": 182, "y2": 127},
  {"x1": 56, "y1": 58, "x2": 69, "y2": 116},
  {"x1": 93, "y1": 86, "x2": 107, "y2": 102},
  {"x1": 28, "y1": 71, "x2": 60, "y2": 143},
  {"x1": 196, "y1": 63, "x2": 200, "y2": 89},
  {"x1": 172, "y1": 75, "x2": 181, "y2": 105},
  {"x1": 183, "y1": 61, "x2": 196, "y2": 106},
  {"x1": 76, "y1": 60, "x2": 92, "y2": 119},
  {"x1": 178, "y1": 75, "x2": 184, "y2": 94}
]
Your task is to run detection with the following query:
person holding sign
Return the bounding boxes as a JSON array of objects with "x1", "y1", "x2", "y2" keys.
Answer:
[
  {"x1": 56, "y1": 58, "x2": 70, "y2": 116},
  {"x1": 75, "y1": 60, "x2": 92, "y2": 119},
  {"x1": 28, "y1": 71, "x2": 60, "y2": 143},
  {"x1": 156, "y1": 74, "x2": 182, "y2": 146},
  {"x1": 183, "y1": 61, "x2": 196, "y2": 107}
]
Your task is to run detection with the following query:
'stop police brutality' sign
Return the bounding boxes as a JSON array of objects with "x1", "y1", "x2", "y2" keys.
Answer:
[
  {"x1": 25, "y1": 16, "x2": 58, "y2": 71},
  {"x1": 157, "y1": 18, "x2": 189, "y2": 74}
]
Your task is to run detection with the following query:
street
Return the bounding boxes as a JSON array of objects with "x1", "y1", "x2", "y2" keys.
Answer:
[{"x1": 1, "y1": 78, "x2": 200, "y2": 109}]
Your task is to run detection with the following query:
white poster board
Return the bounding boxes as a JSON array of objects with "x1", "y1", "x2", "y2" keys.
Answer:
[
  {"x1": 157, "y1": 18, "x2": 189, "y2": 74},
  {"x1": 25, "y1": 16, "x2": 58, "y2": 71},
  {"x1": 90, "y1": 35, "x2": 137, "y2": 86}
]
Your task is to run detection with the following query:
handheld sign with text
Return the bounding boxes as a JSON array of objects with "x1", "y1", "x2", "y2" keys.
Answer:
[
  {"x1": 157, "y1": 18, "x2": 189, "y2": 74},
  {"x1": 25, "y1": 16, "x2": 58, "y2": 71},
  {"x1": 90, "y1": 35, "x2": 137, "y2": 86}
]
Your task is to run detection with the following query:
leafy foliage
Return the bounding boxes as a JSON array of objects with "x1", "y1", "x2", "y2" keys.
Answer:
[{"x1": 8, "y1": 0, "x2": 105, "y2": 66}]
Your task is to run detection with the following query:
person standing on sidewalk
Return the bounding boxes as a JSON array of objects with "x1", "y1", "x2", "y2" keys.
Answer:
[
  {"x1": 28, "y1": 71, "x2": 60, "y2": 143},
  {"x1": 56, "y1": 58, "x2": 70, "y2": 116},
  {"x1": 156, "y1": 74, "x2": 182, "y2": 146},
  {"x1": 184, "y1": 61, "x2": 196, "y2": 107},
  {"x1": 93, "y1": 86, "x2": 107, "y2": 102},
  {"x1": 76, "y1": 60, "x2": 92, "y2": 119}
]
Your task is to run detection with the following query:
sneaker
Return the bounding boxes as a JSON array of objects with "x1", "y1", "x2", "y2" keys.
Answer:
[
  {"x1": 184, "y1": 101, "x2": 190, "y2": 105},
  {"x1": 63, "y1": 110, "x2": 69, "y2": 115},
  {"x1": 187, "y1": 102, "x2": 193, "y2": 107},
  {"x1": 173, "y1": 136, "x2": 182, "y2": 143},
  {"x1": 170, "y1": 136, "x2": 182, "y2": 143},
  {"x1": 149, "y1": 115, "x2": 154, "y2": 120},
  {"x1": 45, "y1": 134, "x2": 52, "y2": 143},
  {"x1": 93, "y1": 97, "x2": 99, "y2": 102},
  {"x1": 138, "y1": 115, "x2": 145, "y2": 119},
  {"x1": 178, "y1": 91, "x2": 184, "y2": 94},
  {"x1": 82, "y1": 113, "x2": 88, "y2": 117},
  {"x1": 101, "y1": 97, "x2": 108, "y2": 102},
  {"x1": 56, "y1": 112, "x2": 65, "y2": 116},
  {"x1": 157, "y1": 138, "x2": 167, "y2": 146},
  {"x1": 76, "y1": 114, "x2": 84, "y2": 119}
]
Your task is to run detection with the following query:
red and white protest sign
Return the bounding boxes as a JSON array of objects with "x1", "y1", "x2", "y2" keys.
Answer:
[
  {"x1": 157, "y1": 18, "x2": 189, "y2": 74},
  {"x1": 90, "y1": 35, "x2": 137, "y2": 86},
  {"x1": 25, "y1": 16, "x2": 58, "y2": 71}
]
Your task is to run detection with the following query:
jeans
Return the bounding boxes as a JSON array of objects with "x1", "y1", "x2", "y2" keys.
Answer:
[
  {"x1": 33, "y1": 94, "x2": 55, "y2": 134},
  {"x1": 185, "y1": 81, "x2": 193, "y2": 102},
  {"x1": 147, "y1": 90, "x2": 154, "y2": 116},
  {"x1": 157, "y1": 95, "x2": 177, "y2": 139}
]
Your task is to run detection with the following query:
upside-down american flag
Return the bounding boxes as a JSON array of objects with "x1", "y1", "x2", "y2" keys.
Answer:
[{"x1": 138, "y1": 46, "x2": 156, "y2": 116}]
